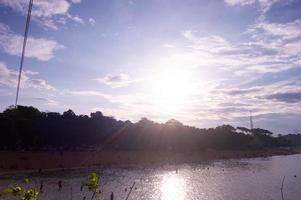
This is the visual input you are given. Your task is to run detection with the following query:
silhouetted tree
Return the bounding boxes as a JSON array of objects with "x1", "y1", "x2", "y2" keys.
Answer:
[{"x1": 0, "y1": 105, "x2": 295, "y2": 151}]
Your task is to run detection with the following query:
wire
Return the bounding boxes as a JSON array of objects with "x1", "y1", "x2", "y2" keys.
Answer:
[{"x1": 15, "y1": 0, "x2": 34, "y2": 108}]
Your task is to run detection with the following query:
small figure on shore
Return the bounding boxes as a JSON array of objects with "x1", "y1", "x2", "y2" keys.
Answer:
[
  {"x1": 58, "y1": 180, "x2": 62, "y2": 191},
  {"x1": 82, "y1": 196, "x2": 86, "y2": 200},
  {"x1": 110, "y1": 192, "x2": 114, "y2": 200},
  {"x1": 176, "y1": 169, "x2": 178, "y2": 174},
  {"x1": 38, "y1": 168, "x2": 42, "y2": 173},
  {"x1": 40, "y1": 181, "x2": 44, "y2": 193}
]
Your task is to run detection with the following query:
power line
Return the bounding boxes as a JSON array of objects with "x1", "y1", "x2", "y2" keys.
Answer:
[{"x1": 15, "y1": 0, "x2": 34, "y2": 108}]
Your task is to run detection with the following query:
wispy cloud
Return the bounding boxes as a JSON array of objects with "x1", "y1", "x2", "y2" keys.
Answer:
[
  {"x1": 0, "y1": 0, "x2": 84, "y2": 29},
  {"x1": 67, "y1": 13, "x2": 84, "y2": 24},
  {"x1": 181, "y1": 25, "x2": 301, "y2": 75},
  {"x1": 0, "y1": 62, "x2": 55, "y2": 90},
  {"x1": 224, "y1": 0, "x2": 279, "y2": 13},
  {"x1": 0, "y1": 23, "x2": 64, "y2": 61},
  {"x1": 71, "y1": 0, "x2": 81, "y2": 4},
  {"x1": 265, "y1": 92, "x2": 301, "y2": 103},
  {"x1": 69, "y1": 90, "x2": 110, "y2": 99},
  {"x1": 94, "y1": 73, "x2": 138, "y2": 88},
  {"x1": 224, "y1": 0, "x2": 256, "y2": 6},
  {"x1": 32, "y1": 97, "x2": 59, "y2": 106},
  {"x1": 88, "y1": 18, "x2": 96, "y2": 25}
]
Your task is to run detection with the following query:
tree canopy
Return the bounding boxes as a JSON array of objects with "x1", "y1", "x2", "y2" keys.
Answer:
[{"x1": 0, "y1": 105, "x2": 294, "y2": 151}]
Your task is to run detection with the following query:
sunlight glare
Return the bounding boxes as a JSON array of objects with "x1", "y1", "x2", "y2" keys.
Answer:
[
  {"x1": 161, "y1": 173, "x2": 186, "y2": 200},
  {"x1": 151, "y1": 67, "x2": 193, "y2": 113}
]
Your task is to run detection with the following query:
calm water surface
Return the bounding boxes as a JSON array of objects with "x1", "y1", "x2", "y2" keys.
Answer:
[{"x1": 1, "y1": 154, "x2": 301, "y2": 200}]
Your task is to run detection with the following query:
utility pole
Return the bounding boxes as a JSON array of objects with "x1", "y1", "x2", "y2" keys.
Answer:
[
  {"x1": 15, "y1": 0, "x2": 34, "y2": 108},
  {"x1": 250, "y1": 111, "x2": 254, "y2": 131}
]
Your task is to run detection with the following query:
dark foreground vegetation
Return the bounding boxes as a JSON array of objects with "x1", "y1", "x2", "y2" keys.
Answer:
[
  {"x1": 0, "y1": 105, "x2": 299, "y2": 151},
  {"x1": 3, "y1": 172, "x2": 103, "y2": 200}
]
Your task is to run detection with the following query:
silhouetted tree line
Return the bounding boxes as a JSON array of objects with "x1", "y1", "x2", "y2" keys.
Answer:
[{"x1": 0, "y1": 105, "x2": 295, "y2": 151}]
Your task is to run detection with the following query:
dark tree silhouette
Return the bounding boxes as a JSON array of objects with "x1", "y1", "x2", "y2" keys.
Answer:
[{"x1": 0, "y1": 105, "x2": 295, "y2": 151}]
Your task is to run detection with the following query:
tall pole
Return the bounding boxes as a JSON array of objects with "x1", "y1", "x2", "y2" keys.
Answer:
[
  {"x1": 15, "y1": 0, "x2": 34, "y2": 108},
  {"x1": 250, "y1": 111, "x2": 253, "y2": 131}
]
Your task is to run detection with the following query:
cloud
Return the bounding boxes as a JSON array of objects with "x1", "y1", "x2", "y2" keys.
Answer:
[
  {"x1": 69, "y1": 90, "x2": 110, "y2": 99},
  {"x1": 0, "y1": 0, "x2": 83, "y2": 29},
  {"x1": 0, "y1": 62, "x2": 55, "y2": 90},
  {"x1": 0, "y1": 23, "x2": 64, "y2": 61},
  {"x1": 224, "y1": 0, "x2": 279, "y2": 11},
  {"x1": 88, "y1": 18, "x2": 96, "y2": 25},
  {"x1": 71, "y1": 0, "x2": 81, "y2": 4},
  {"x1": 265, "y1": 92, "x2": 301, "y2": 103},
  {"x1": 32, "y1": 97, "x2": 59, "y2": 106},
  {"x1": 181, "y1": 25, "x2": 301, "y2": 75},
  {"x1": 210, "y1": 78, "x2": 301, "y2": 117},
  {"x1": 0, "y1": 0, "x2": 69, "y2": 17},
  {"x1": 183, "y1": 31, "x2": 232, "y2": 53},
  {"x1": 224, "y1": 0, "x2": 256, "y2": 6},
  {"x1": 67, "y1": 13, "x2": 84, "y2": 24},
  {"x1": 220, "y1": 87, "x2": 262, "y2": 95},
  {"x1": 251, "y1": 20, "x2": 301, "y2": 40},
  {"x1": 95, "y1": 73, "x2": 137, "y2": 88}
]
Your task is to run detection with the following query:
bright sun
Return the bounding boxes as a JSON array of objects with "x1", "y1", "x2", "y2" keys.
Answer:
[{"x1": 151, "y1": 68, "x2": 193, "y2": 113}]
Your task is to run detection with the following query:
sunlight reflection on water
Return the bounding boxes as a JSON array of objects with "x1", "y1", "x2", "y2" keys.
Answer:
[
  {"x1": 161, "y1": 173, "x2": 186, "y2": 200},
  {"x1": 1, "y1": 155, "x2": 301, "y2": 200}
]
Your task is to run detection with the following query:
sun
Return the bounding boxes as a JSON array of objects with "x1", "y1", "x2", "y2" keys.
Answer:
[{"x1": 150, "y1": 68, "x2": 193, "y2": 113}]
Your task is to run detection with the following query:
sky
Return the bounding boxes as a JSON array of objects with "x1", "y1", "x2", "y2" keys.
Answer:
[{"x1": 0, "y1": 0, "x2": 301, "y2": 134}]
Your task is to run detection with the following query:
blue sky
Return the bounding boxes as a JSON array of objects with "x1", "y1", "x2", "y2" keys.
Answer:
[{"x1": 1, "y1": 0, "x2": 301, "y2": 134}]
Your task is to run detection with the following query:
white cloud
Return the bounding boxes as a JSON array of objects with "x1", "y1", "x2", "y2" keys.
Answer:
[
  {"x1": 67, "y1": 13, "x2": 84, "y2": 24},
  {"x1": 95, "y1": 73, "x2": 137, "y2": 88},
  {"x1": 224, "y1": 0, "x2": 256, "y2": 6},
  {"x1": 180, "y1": 25, "x2": 301, "y2": 75},
  {"x1": 71, "y1": 0, "x2": 81, "y2": 4},
  {"x1": 0, "y1": 0, "x2": 83, "y2": 29},
  {"x1": 0, "y1": 62, "x2": 55, "y2": 90},
  {"x1": 69, "y1": 90, "x2": 110, "y2": 99},
  {"x1": 88, "y1": 18, "x2": 96, "y2": 25},
  {"x1": 33, "y1": 97, "x2": 60, "y2": 106},
  {"x1": 253, "y1": 20, "x2": 301, "y2": 40},
  {"x1": 0, "y1": 23, "x2": 64, "y2": 61},
  {"x1": 183, "y1": 30, "x2": 233, "y2": 53},
  {"x1": 224, "y1": 0, "x2": 280, "y2": 15},
  {"x1": 0, "y1": 0, "x2": 70, "y2": 17}
]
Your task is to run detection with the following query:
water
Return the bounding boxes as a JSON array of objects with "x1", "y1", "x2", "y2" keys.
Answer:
[{"x1": 1, "y1": 154, "x2": 301, "y2": 200}]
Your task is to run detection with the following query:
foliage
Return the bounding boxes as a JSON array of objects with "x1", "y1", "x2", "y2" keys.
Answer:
[
  {"x1": 3, "y1": 179, "x2": 40, "y2": 200},
  {"x1": 0, "y1": 105, "x2": 295, "y2": 151},
  {"x1": 3, "y1": 173, "x2": 103, "y2": 200},
  {"x1": 81, "y1": 172, "x2": 102, "y2": 200}
]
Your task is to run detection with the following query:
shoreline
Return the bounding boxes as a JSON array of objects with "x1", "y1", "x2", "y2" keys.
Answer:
[{"x1": 0, "y1": 148, "x2": 299, "y2": 174}]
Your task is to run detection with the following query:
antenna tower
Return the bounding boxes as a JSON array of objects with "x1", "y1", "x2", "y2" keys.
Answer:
[{"x1": 250, "y1": 111, "x2": 254, "y2": 131}]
